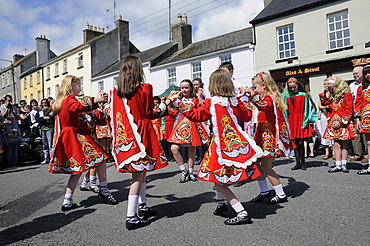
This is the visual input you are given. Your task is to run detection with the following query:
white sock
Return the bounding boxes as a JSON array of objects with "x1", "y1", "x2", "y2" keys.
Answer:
[
  {"x1": 258, "y1": 180, "x2": 269, "y2": 195},
  {"x1": 335, "y1": 161, "x2": 342, "y2": 168},
  {"x1": 188, "y1": 168, "x2": 194, "y2": 174},
  {"x1": 179, "y1": 165, "x2": 186, "y2": 171},
  {"x1": 81, "y1": 175, "x2": 89, "y2": 187},
  {"x1": 99, "y1": 181, "x2": 110, "y2": 196},
  {"x1": 341, "y1": 160, "x2": 347, "y2": 168},
  {"x1": 127, "y1": 195, "x2": 139, "y2": 218},
  {"x1": 63, "y1": 193, "x2": 73, "y2": 206},
  {"x1": 273, "y1": 184, "x2": 286, "y2": 198},
  {"x1": 138, "y1": 183, "x2": 147, "y2": 205},
  {"x1": 231, "y1": 202, "x2": 248, "y2": 216},
  {"x1": 90, "y1": 175, "x2": 97, "y2": 188},
  {"x1": 216, "y1": 191, "x2": 225, "y2": 207}
]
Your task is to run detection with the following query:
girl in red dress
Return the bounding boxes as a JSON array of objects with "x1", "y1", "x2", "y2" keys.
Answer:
[
  {"x1": 283, "y1": 77, "x2": 313, "y2": 170},
  {"x1": 49, "y1": 75, "x2": 117, "y2": 211},
  {"x1": 109, "y1": 56, "x2": 168, "y2": 230},
  {"x1": 169, "y1": 69, "x2": 262, "y2": 225},
  {"x1": 168, "y1": 79, "x2": 210, "y2": 183},
  {"x1": 244, "y1": 72, "x2": 293, "y2": 204},
  {"x1": 323, "y1": 77, "x2": 357, "y2": 173},
  {"x1": 355, "y1": 65, "x2": 370, "y2": 175}
]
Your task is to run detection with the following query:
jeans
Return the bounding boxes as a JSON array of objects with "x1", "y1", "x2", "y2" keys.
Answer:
[
  {"x1": 41, "y1": 129, "x2": 54, "y2": 163},
  {"x1": 7, "y1": 142, "x2": 18, "y2": 166}
]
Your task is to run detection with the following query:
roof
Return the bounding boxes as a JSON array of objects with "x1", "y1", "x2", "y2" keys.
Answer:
[
  {"x1": 94, "y1": 42, "x2": 178, "y2": 78},
  {"x1": 155, "y1": 27, "x2": 253, "y2": 66},
  {"x1": 250, "y1": 0, "x2": 342, "y2": 25}
]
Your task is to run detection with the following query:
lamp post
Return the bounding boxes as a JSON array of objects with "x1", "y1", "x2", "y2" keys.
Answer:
[{"x1": 0, "y1": 58, "x2": 17, "y2": 102}]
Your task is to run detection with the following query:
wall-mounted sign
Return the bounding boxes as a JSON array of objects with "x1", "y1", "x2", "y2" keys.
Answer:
[
  {"x1": 285, "y1": 66, "x2": 320, "y2": 76},
  {"x1": 351, "y1": 58, "x2": 370, "y2": 66}
]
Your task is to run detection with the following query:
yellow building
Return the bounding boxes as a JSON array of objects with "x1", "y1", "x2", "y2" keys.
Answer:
[{"x1": 21, "y1": 68, "x2": 43, "y2": 104}]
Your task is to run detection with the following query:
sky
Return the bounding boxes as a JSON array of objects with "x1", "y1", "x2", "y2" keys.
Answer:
[{"x1": 0, "y1": 0, "x2": 264, "y2": 68}]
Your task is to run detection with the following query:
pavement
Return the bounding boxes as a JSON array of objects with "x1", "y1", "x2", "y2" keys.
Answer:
[{"x1": 0, "y1": 156, "x2": 368, "y2": 246}]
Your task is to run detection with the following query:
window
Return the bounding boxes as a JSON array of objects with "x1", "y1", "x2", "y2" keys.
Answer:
[
  {"x1": 220, "y1": 55, "x2": 232, "y2": 64},
  {"x1": 63, "y1": 59, "x2": 67, "y2": 74},
  {"x1": 30, "y1": 93, "x2": 33, "y2": 101},
  {"x1": 37, "y1": 71, "x2": 40, "y2": 84},
  {"x1": 47, "y1": 87, "x2": 51, "y2": 97},
  {"x1": 24, "y1": 78, "x2": 27, "y2": 89},
  {"x1": 98, "y1": 81, "x2": 104, "y2": 91},
  {"x1": 327, "y1": 10, "x2": 350, "y2": 50},
  {"x1": 78, "y1": 53, "x2": 83, "y2": 68},
  {"x1": 46, "y1": 66, "x2": 50, "y2": 80},
  {"x1": 55, "y1": 62, "x2": 59, "y2": 76},
  {"x1": 6, "y1": 71, "x2": 10, "y2": 86},
  {"x1": 37, "y1": 91, "x2": 41, "y2": 102},
  {"x1": 1, "y1": 74, "x2": 4, "y2": 88},
  {"x1": 167, "y1": 68, "x2": 176, "y2": 86},
  {"x1": 24, "y1": 95, "x2": 27, "y2": 103},
  {"x1": 30, "y1": 75, "x2": 33, "y2": 87},
  {"x1": 277, "y1": 24, "x2": 296, "y2": 59},
  {"x1": 55, "y1": 84, "x2": 59, "y2": 96},
  {"x1": 79, "y1": 76, "x2": 84, "y2": 95},
  {"x1": 192, "y1": 62, "x2": 202, "y2": 79},
  {"x1": 113, "y1": 76, "x2": 118, "y2": 85}
]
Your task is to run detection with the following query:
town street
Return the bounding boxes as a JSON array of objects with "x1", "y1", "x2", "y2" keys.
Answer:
[{"x1": 0, "y1": 157, "x2": 368, "y2": 246}]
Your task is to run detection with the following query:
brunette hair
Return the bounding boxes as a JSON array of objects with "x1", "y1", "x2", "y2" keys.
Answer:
[
  {"x1": 362, "y1": 65, "x2": 370, "y2": 89},
  {"x1": 253, "y1": 72, "x2": 287, "y2": 112},
  {"x1": 52, "y1": 75, "x2": 80, "y2": 113},
  {"x1": 287, "y1": 77, "x2": 306, "y2": 98},
  {"x1": 116, "y1": 56, "x2": 144, "y2": 99},
  {"x1": 30, "y1": 99, "x2": 38, "y2": 106},
  {"x1": 40, "y1": 98, "x2": 51, "y2": 108},
  {"x1": 179, "y1": 79, "x2": 197, "y2": 98},
  {"x1": 208, "y1": 69, "x2": 235, "y2": 97}
]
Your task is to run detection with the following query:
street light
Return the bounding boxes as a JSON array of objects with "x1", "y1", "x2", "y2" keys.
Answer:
[{"x1": 0, "y1": 58, "x2": 17, "y2": 102}]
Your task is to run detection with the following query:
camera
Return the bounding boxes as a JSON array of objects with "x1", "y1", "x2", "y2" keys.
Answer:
[{"x1": 7, "y1": 103, "x2": 12, "y2": 108}]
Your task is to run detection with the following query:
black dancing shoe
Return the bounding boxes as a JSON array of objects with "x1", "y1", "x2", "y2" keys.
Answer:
[
  {"x1": 250, "y1": 192, "x2": 270, "y2": 202},
  {"x1": 328, "y1": 166, "x2": 342, "y2": 173},
  {"x1": 213, "y1": 203, "x2": 228, "y2": 216},
  {"x1": 341, "y1": 166, "x2": 349, "y2": 173},
  {"x1": 268, "y1": 195, "x2": 288, "y2": 205},
  {"x1": 98, "y1": 191, "x2": 118, "y2": 205},
  {"x1": 61, "y1": 203, "x2": 79, "y2": 212},
  {"x1": 79, "y1": 185, "x2": 93, "y2": 191},
  {"x1": 126, "y1": 216, "x2": 151, "y2": 230},
  {"x1": 357, "y1": 169, "x2": 370, "y2": 175},
  {"x1": 187, "y1": 173, "x2": 198, "y2": 182},
  {"x1": 138, "y1": 207, "x2": 156, "y2": 219},
  {"x1": 224, "y1": 214, "x2": 252, "y2": 225},
  {"x1": 180, "y1": 170, "x2": 188, "y2": 183},
  {"x1": 291, "y1": 165, "x2": 301, "y2": 170}
]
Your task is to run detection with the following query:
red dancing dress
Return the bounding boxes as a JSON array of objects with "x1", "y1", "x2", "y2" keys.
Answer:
[
  {"x1": 355, "y1": 85, "x2": 370, "y2": 133},
  {"x1": 284, "y1": 92, "x2": 313, "y2": 139},
  {"x1": 175, "y1": 96, "x2": 262, "y2": 184},
  {"x1": 323, "y1": 92, "x2": 357, "y2": 140},
  {"x1": 109, "y1": 84, "x2": 168, "y2": 173},
  {"x1": 96, "y1": 106, "x2": 112, "y2": 139},
  {"x1": 249, "y1": 93, "x2": 293, "y2": 158},
  {"x1": 168, "y1": 97, "x2": 210, "y2": 146},
  {"x1": 49, "y1": 95, "x2": 110, "y2": 174}
]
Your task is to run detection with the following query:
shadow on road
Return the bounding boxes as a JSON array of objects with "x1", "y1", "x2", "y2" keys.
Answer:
[
  {"x1": 0, "y1": 166, "x2": 40, "y2": 175},
  {"x1": 149, "y1": 191, "x2": 215, "y2": 221},
  {"x1": 279, "y1": 175, "x2": 310, "y2": 199},
  {"x1": 0, "y1": 209, "x2": 96, "y2": 246}
]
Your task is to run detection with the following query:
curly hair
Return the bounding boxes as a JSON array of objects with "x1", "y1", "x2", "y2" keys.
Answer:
[{"x1": 326, "y1": 76, "x2": 350, "y2": 101}]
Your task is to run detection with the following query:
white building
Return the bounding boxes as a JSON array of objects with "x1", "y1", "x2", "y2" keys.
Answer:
[{"x1": 250, "y1": 0, "x2": 370, "y2": 103}]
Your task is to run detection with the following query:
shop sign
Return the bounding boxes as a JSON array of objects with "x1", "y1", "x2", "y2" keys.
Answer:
[
  {"x1": 285, "y1": 66, "x2": 320, "y2": 76},
  {"x1": 351, "y1": 58, "x2": 370, "y2": 66}
]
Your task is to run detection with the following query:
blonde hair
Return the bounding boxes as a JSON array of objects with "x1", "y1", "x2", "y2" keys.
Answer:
[
  {"x1": 116, "y1": 56, "x2": 144, "y2": 98},
  {"x1": 252, "y1": 72, "x2": 287, "y2": 112},
  {"x1": 326, "y1": 76, "x2": 350, "y2": 101},
  {"x1": 208, "y1": 69, "x2": 235, "y2": 97},
  {"x1": 52, "y1": 75, "x2": 80, "y2": 114}
]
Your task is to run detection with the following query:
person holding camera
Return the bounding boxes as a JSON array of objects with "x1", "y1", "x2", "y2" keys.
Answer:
[{"x1": 0, "y1": 95, "x2": 21, "y2": 167}]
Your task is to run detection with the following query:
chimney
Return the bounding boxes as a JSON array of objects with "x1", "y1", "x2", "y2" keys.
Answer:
[
  {"x1": 35, "y1": 35, "x2": 51, "y2": 66},
  {"x1": 115, "y1": 16, "x2": 130, "y2": 59},
  {"x1": 83, "y1": 23, "x2": 105, "y2": 43},
  {"x1": 171, "y1": 13, "x2": 192, "y2": 50},
  {"x1": 13, "y1": 54, "x2": 25, "y2": 63}
]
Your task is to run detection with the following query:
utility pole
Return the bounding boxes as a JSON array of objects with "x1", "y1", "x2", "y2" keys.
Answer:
[{"x1": 169, "y1": 0, "x2": 171, "y2": 41}]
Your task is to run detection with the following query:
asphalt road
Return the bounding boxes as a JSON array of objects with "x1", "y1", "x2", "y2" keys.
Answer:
[{"x1": 0, "y1": 156, "x2": 368, "y2": 246}]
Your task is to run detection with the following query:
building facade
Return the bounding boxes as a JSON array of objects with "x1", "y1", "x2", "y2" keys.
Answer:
[{"x1": 251, "y1": 0, "x2": 370, "y2": 103}]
